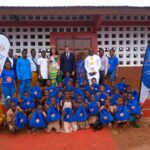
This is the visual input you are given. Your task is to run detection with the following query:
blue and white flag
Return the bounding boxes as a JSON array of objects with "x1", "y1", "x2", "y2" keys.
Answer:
[
  {"x1": 0, "y1": 34, "x2": 10, "y2": 75},
  {"x1": 139, "y1": 44, "x2": 150, "y2": 103}
]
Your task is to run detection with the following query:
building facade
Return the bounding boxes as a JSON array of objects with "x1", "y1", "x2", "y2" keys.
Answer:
[{"x1": 0, "y1": 6, "x2": 150, "y2": 88}]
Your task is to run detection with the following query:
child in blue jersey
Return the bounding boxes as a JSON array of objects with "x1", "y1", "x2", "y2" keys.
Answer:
[
  {"x1": 91, "y1": 78, "x2": 100, "y2": 95},
  {"x1": 87, "y1": 94, "x2": 100, "y2": 125},
  {"x1": 100, "y1": 99, "x2": 114, "y2": 127},
  {"x1": 126, "y1": 94, "x2": 141, "y2": 127},
  {"x1": 111, "y1": 88, "x2": 121, "y2": 106},
  {"x1": 103, "y1": 78, "x2": 113, "y2": 96},
  {"x1": 46, "y1": 96, "x2": 61, "y2": 133},
  {"x1": 21, "y1": 91, "x2": 35, "y2": 115},
  {"x1": 9, "y1": 92, "x2": 20, "y2": 106},
  {"x1": 30, "y1": 81, "x2": 42, "y2": 105},
  {"x1": 29, "y1": 105, "x2": 46, "y2": 130},
  {"x1": 114, "y1": 97, "x2": 130, "y2": 127},
  {"x1": 74, "y1": 95, "x2": 88, "y2": 129},
  {"x1": 0, "y1": 61, "x2": 16, "y2": 108},
  {"x1": 99, "y1": 85, "x2": 109, "y2": 105},
  {"x1": 63, "y1": 72, "x2": 73, "y2": 86},
  {"x1": 84, "y1": 90, "x2": 91, "y2": 104},
  {"x1": 115, "y1": 78, "x2": 128, "y2": 93},
  {"x1": 65, "y1": 80, "x2": 74, "y2": 91},
  {"x1": 108, "y1": 49, "x2": 119, "y2": 83},
  {"x1": 62, "y1": 91, "x2": 77, "y2": 133}
]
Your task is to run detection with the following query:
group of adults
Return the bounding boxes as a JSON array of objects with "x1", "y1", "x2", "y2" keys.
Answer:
[{"x1": 0, "y1": 46, "x2": 119, "y2": 100}]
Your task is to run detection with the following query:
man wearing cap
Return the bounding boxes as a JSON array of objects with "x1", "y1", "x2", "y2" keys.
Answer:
[
  {"x1": 84, "y1": 49, "x2": 101, "y2": 85},
  {"x1": 108, "y1": 48, "x2": 119, "y2": 84}
]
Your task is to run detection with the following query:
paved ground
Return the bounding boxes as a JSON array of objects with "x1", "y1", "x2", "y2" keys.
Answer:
[{"x1": 0, "y1": 118, "x2": 150, "y2": 150}]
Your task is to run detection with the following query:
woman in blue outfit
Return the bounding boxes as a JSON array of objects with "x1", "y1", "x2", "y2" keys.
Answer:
[
  {"x1": 74, "y1": 95, "x2": 88, "y2": 129},
  {"x1": 75, "y1": 53, "x2": 86, "y2": 80},
  {"x1": 0, "y1": 61, "x2": 16, "y2": 108}
]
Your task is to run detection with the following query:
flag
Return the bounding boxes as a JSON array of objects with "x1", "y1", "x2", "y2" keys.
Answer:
[
  {"x1": 139, "y1": 44, "x2": 150, "y2": 103},
  {"x1": 0, "y1": 34, "x2": 10, "y2": 75}
]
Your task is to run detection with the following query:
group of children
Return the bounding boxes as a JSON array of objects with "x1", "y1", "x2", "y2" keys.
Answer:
[{"x1": 3, "y1": 74, "x2": 141, "y2": 133}]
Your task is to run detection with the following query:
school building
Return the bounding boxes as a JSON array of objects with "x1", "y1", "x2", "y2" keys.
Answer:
[{"x1": 0, "y1": 6, "x2": 150, "y2": 89}]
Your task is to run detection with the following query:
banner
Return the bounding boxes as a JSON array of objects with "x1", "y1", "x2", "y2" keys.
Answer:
[
  {"x1": 0, "y1": 34, "x2": 10, "y2": 75},
  {"x1": 139, "y1": 44, "x2": 150, "y2": 104}
]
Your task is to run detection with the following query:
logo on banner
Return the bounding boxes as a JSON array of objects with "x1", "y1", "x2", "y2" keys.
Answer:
[{"x1": 0, "y1": 34, "x2": 10, "y2": 75}]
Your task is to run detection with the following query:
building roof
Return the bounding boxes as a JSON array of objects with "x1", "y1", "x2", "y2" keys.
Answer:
[{"x1": 0, "y1": 0, "x2": 150, "y2": 7}]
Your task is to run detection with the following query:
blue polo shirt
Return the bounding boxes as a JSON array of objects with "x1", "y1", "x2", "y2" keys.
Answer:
[
  {"x1": 0, "y1": 69, "x2": 16, "y2": 88},
  {"x1": 108, "y1": 56, "x2": 119, "y2": 73}
]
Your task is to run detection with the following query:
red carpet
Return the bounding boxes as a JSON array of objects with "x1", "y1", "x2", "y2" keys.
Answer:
[{"x1": 0, "y1": 129, "x2": 119, "y2": 150}]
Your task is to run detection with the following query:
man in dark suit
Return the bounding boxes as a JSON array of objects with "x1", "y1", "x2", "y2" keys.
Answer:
[
  {"x1": 60, "y1": 46, "x2": 75, "y2": 78},
  {"x1": 5, "y1": 49, "x2": 17, "y2": 71}
]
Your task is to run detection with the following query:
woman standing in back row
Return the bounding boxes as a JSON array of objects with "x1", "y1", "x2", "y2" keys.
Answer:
[{"x1": 48, "y1": 47, "x2": 62, "y2": 86}]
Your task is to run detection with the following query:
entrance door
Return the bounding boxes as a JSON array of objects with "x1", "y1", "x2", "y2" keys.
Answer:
[
  {"x1": 50, "y1": 32, "x2": 97, "y2": 57},
  {"x1": 56, "y1": 39, "x2": 91, "y2": 56}
]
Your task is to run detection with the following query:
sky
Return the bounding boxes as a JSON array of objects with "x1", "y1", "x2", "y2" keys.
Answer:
[{"x1": 0, "y1": 0, "x2": 150, "y2": 7}]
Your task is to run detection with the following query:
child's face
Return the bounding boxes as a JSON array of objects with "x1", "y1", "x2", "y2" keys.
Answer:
[
  {"x1": 77, "y1": 96, "x2": 82, "y2": 103},
  {"x1": 90, "y1": 94, "x2": 95, "y2": 102},
  {"x1": 13, "y1": 92, "x2": 18, "y2": 98},
  {"x1": 85, "y1": 91, "x2": 90, "y2": 97},
  {"x1": 51, "y1": 97, "x2": 56, "y2": 105},
  {"x1": 114, "y1": 89, "x2": 119, "y2": 94},
  {"x1": 121, "y1": 78, "x2": 126, "y2": 83},
  {"x1": 46, "y1": 80, "x2": 52, "y2": 86},
  {"x1": 75, "y1": 82, "x2": 79, "y2": 87},
  {"x1": 92, "y1": 79, "x2": 96, "y2": 84},
  {"x1": 66, "y1": 72, "x2": 70, "y2": 77},
  {"x1": 10, "y1": 103, "x2": 17, "y2": 111},
  {"x1": 105, "y1": 100, "x2": 110, "y2": 107},
  {"x1": 128, "y1": 94, "x2": 133, "y2": 100},
  {"x1": 117, "y1": 98, "x2": 123, "y2": 106},
  {"x1": 70, "y1": 91, "x2": 74, "y2": 97},
  {"x1": 68, "y1": 81, "x2": 72, "y2": 86},
  {"x1": 24, "y1": 92, "x2": 29, "y2": 97},
  {"x1": 58, "y1": 82, "x2": 62, "y2": 87},
  {"x1": 58, "y1": 91, "x2": 63, "y2": 97},
  {"x1": 36, "y1": 81, "x2": 40, "y2": 86},
  {"x1": 83, "y1": 80, "x2": 88, "y2": 86},
  {"x1": 100, "y1": 86, "x2": 105, "y2": 92},
  {"x1": 44, "y1": 90, "x2": 49, "y2": 95},
  {"x1": 65, "y1": 92, "x2": 70, "y2": 99}
]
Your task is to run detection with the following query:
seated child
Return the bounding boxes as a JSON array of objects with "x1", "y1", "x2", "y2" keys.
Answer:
[
  {"x1": 115, "y1": 77, "x2": 128, "y2": 93},
  {"x1": 65, "y1": 80, "x2": 74, "y2": 91},
  {"x1": 100, "y1": 99, "x2": 114, "y2": 127},
  {"x1": 103, "y1": 78, "x2": 113, "y2": 96},
  {"x1": 87, "y1": 94, "x2": 100, "y2": 125},
  {"x1": 114, "y1": 97, "x2": 130, "y2": 126},
  {"x1": 62, "y1": 91, "x2": 77, "y2": 133},
  {"x1": 99, "y1": 85, "x2": 109, "y2": 105},
  {"x1": 63, "y1": 72, "x2": 73, "y2": 86},
  {"x1": 47, "y1": 83, "x2": 57, "y2": 97},
  {"x1": 31, "y1": 81, "x2": 42, "y2": 104},
  {"x1": 74, "y1": 95, "x2": 88, "y2": 129},
  {"x1": 9, "y1": 92, "x2": 20, "y2": 106},
  {"x1": 57, "y1": 90, "x2": 64, "y2": 104},
  {"x1": 21, "y1": 91, "x2": 35, "y2": 115},
  {"x1": 6, "y1": 102, "x2": 24, "y2": 132},
  {"x1": 126, "y1": 93, "x2": 141, "y2": 127},
  {"x1": 91, "y1": 78, "x2": 100, "y2": 95},
  {"x1": 29, "y1": 105, "x2": 46, "y2": 130},
  {"x1": 41, "y1": 89, "x2": 50, "y2": 105},
  {"x1": 111, "y1": 88, "x2": 121, "y2": 106},
  {"x1": 46, "y1": 97, "x2": 61, "y2": 133},
  {"x1": 84, "y1": 90, "x2": 91, "y2": 104}
]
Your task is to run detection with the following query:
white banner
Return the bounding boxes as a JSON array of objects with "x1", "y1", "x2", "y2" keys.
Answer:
[{"x1": 0, "y1": 34, "x2": 10, "y2": 75}]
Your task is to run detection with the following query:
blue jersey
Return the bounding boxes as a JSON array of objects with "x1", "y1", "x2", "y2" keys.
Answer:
[
  {"x1": 108, "y1": 56, "x2": 118, "y2": 73},
  {"x1": 0, "y1": 69, "x2": 16, "y2": 88}
]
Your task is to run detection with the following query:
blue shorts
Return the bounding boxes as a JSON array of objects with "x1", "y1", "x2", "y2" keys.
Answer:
[{"x1": 109, "y1": 70, "x2": 116, "y2": 81}]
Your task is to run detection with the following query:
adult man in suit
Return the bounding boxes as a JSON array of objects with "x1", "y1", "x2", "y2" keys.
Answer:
[{"x1": 60, "y1": 46, "x2": 75, "y2": 78}]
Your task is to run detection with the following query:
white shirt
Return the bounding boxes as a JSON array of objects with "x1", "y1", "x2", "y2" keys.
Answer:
[
  {"x1": 28, "y1": 57, "x2": 38, "y2": 72},
  {"x1": 100, "y1": 55, "x2": 109, "y2": 75},
  {"x1": 37, "y1": 57, "x2": 48, "y2": 79},
  {"x1": 84, "y1": 54, "x2": 101, "y2": 80},
  {"x1": 8, "y1": 57, "x2": 13, "y2": 68}
]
